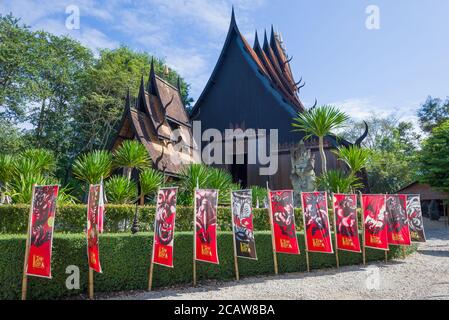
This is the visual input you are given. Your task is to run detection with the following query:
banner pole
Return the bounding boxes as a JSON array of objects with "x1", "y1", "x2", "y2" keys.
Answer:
[
  {"x1": 402, "y1": 246, "x2": 406, "y2": 259},
  {"x1": 385, "y1": 250, "x2": 388, "y2": 264},
  {"x1": 148, "y1": 261, "x2": 154, "y2": 291},
  {"x1": 384, "y1": 194, "x2": 388, "y2": 265},
  {"x1": 148, "y1": 199, "x2": 157, "y2": 291},
  {"x1": 266, "y1": 182, "x2": 278, "y2": 275},
  {"x1": 21, "y1": 184, "x2": 36, "y2": 300},
  {"x1": 360, "y1": 192, "x2": 366, "y2": 266},
  {"x1": 193, "y1": 183, "x2": 198, "y2": 287},
  {"x1": 332, "y1": 193, "x2": 339, "y2": 269},
  {"x1": 300, "y1": 193, "x2": 310, "y2": 273},
  {"x1": 230, "y1": 192, "x2": 240, "y2": 281},
  {"x1": 88, "y1": 267, "x2": 94, "y2": 299}
]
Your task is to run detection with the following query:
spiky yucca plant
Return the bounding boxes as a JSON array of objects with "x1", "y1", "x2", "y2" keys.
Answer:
[
  {"x1": 72, "y1": 150, "x2": 113, "y2": 185},
  {"x1": 20, "y1": 148, "x2": 56, "y2": 175},
  {"x1": 316, "y1": 169, "x2": 363, "y2": 194},
  {"x1": 292, "y1": 105, "x2": 349, "y2": 173},
  {"x1": 139, "y1": 168, "x2": 164, "y2": 204},
  {"x1": 113, "y1": 140, "x2": 151, "y2": 180},
  {"x1": 105, "y1": 175, "x2": 138, "y2": 204},
  {"x1": 335, "y1": 145, "x2": 370, "y2": 175}
]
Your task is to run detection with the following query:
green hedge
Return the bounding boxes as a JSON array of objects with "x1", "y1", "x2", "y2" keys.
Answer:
[
  {"x1": 0, "y1": 204, "x2": 316, "y2": 233},
  {"x1": 0, "y1": 232, "x2": 416, "y2": 300}
]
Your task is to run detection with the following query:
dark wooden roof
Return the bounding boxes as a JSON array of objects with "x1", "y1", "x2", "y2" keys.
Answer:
[
  {"x1": 111, "y1": 65, "x2": 194, "y2": 176},
  {"x1": 397, "y1": 182, "x2": 449, "y2": 201}
]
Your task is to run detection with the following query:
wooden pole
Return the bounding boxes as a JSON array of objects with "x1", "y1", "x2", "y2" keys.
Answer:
[
  {"x1": 21, "y1": 184, "x2": 36, "y2": 300},
  {"x1": 360, "y1": 192, "x2": 366, "y2": 266},
  {"x1": 88, "y1": 268, "x2": 94, "y2": 299},
  {"x1": 230, "y1": 192, "x2": 240, "y2": 281},
  {"x1": 402, "y1": 246, "x2": 406, "y2": 259},
  {"x1": 266, "y1": 182, "x2": 278, "y2": 275},
  {"x1": 384, "y1": 250, "x2": 388, "y2": 264},
  {"x1": 193, "y1": 180, "x2": 199, "y2": 287},
  {"x1": 332, "y1": 193, "x2": 339, "y2": 269},
  {"x1": 148, "y1": 261, "x2": 154, "y2": 291},
  {"x1": 299, "y1": 191, "x2": 311, "y2": 272},
  {"x1": 148, "y1": 194, "x2": 157, "y2": 291}
]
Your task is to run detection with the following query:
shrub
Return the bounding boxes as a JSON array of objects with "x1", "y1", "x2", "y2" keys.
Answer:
[
  {"x1": 105, "y1": 176, "x2": 138, "y2": 204},
  {"x1": 0, "y1": 232, "x2": 415, "y2": 300}
]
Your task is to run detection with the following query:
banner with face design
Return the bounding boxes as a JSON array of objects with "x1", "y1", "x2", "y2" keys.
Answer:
[
  {"x1": 269, "y1": 190, "x2": 299, "y2": 254},
  {"x1": 26, "y1": 185, "x2": 59, "y2": 278},
  {"x1": 386, "y1": 194, "x2": 411, "y2": 246},
  {"x1": 195, "y1": 189, "x2": 219, "y2": 264},
  {"x1": 231, "y1": 190, "x2": 257, "y2": 259},
  {"x1": 362, "y1": 194, "x2": 389, "y2": 250},
  {"x1": 332, "y1": 194, "x2": 361, "y2": 252},
  {"x1": 406, "y1": 194, "x2": 426, "y2": 242},
  {"x1": 87, "y1": 184, "x2": 102, "y2": 273},
  {"x1": 301, "y1": 192, "x2": 333, "y2": 253},
  {"x1": 152, "y1": 187, "x2": 178, "y2": 267}
]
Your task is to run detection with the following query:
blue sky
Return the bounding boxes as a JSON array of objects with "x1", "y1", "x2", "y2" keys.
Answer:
[{"x1": 2, "y1": 0, "x2": 448, "y2": 125}]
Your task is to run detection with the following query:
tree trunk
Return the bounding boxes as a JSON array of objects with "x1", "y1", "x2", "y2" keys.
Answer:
[
  {"x1": 124, "y1": 167, "x2": 132, "y2": 180},
  {"x1": 319, "y1": 136, "x2": 327, "y2": 174},
  {"x1": 140, "y1": 194, "x2": 145, "y2": 205}
]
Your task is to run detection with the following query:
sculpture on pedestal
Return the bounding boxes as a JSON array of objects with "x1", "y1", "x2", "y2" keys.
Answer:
[{"x1": 290, "y1": 140, "x2": 316, "y2": 204}]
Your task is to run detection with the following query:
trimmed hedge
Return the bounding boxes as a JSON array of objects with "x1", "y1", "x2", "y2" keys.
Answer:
[
  {"x1": 0, "y1": 231, "x2": 416, "y2": 300},
  {"x1": 0, "y1": 204, "x2": 360, "y2": 234}
]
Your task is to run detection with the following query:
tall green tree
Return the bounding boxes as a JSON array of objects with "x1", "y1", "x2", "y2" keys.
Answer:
[
  {"x1": 292, "y1": 105, "x2": 349, "y2": 174},
  {"x1": 418, "y1": 120, "x2": 449, "y2": 192},
  {"x1": 418, "y1": 96, "x2": 449, "y2": 133},
  {"x1": 74, "y1": 46, "x2": 192, "y2": 153},
  {"x1": 342, "y1": 115, "x2": 420, "y2": 193}
]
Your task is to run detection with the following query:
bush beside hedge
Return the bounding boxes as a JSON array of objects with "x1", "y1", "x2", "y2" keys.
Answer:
[
  {"x1": 1, "y1": 204, "x2": 356, "y2": 233},
  {"x1": 0, "y1": 232, "x2": 416, "y2": 300}
]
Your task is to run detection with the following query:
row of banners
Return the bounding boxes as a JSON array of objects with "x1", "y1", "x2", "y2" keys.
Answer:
[{"x1": 24, "y1": 187, "x2": 426, "y2": 278}]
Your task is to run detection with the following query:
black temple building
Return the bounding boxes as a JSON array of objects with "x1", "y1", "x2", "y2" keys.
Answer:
[{"x1": 191, "y1": 9, "x2": 366, "y2": 189}]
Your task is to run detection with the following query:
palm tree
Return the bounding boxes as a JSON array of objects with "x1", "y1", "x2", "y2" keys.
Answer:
[
  {"x1": 72, "y1": 150, "x2": 113, "y2": 185},
  {"x1": 113, "y1": 140, "x2": 151, "y2": 180},
  {"x1": 139, "y1": 168, "x2": 164, "y2": 205},
  {"x1": 335, "y1": 145, "x2": 370, "y2": 175},
  {"x1": 292, "y1": 105, "x2": 349, "y2": 174}
]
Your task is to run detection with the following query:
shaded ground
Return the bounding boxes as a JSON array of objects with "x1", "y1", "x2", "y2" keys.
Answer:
[{"x1": 108, "y1": 218, "x2": 449, "y2": 300}]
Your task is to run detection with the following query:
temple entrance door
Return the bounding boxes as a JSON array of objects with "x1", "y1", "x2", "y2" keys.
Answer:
[{"x1": 231, "y1": 153, "x2": 248, "y2": 188}]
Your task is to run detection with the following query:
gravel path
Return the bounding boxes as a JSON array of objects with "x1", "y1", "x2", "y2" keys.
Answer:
[{"x1": 110, "y1": 218, "x2": 449, "y2": 300}]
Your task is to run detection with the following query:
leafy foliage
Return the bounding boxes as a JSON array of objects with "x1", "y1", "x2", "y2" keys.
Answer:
[
  {"x1": 113, "y1": 140, "x2": 151, "y2": 179},
  {"x1": 316, "y1": 170, "x2": 363, "y2": 194},
  {"x1": 418, "y1": 120, "x2": 449, "y2": 192},
  {"x1": 335, "y1": 145, "x2": 369, "y2": 175},
  {"x1": 105, "y1": 175, "x2": 138, "y2": 204},
  {"x1": 418, "y1": 96, "x2": 449, "y2": 133},
  {"x1": 293, "y1": 105, "x2": 349, "y2": 173},
  {"x1": 72, "y1": 150, "x2": 113, "y2": 185},
  {"x1": 139, "y1": 168, "x2": 164, "y2": 203}
]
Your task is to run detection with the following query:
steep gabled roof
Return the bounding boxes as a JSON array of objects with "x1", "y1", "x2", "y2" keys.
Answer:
[
  {"x1": 110, "y1": 63, "x2": 194, "y2": 176},
  {"x1": 191, "y1": 7, "x2": 304, "y2": 118}
]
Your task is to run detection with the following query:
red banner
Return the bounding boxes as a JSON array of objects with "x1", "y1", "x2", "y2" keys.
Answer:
[
  {"x1": 332, "y1": 194, "x2": 361, "y2": 252},
  {"x1": 386, "y1": 194, "x2": 411, "y2": 246},
  {"x1": 301, "y1": 192, "x2": 333, "y2": 253},
  {"x1": 152, "y1": 187, "x2": 178, "y2": 267},
  {"x1": 269, "y1": 190, "x2": 299, "y2": 254},
  {"x1": 362, "y1": 194, "x2": 388, "y2": 250},
  {"x1": 87, "y1": 184, "x2": 102, "y2": 273},
  {"x1": 195, "y1": 189, "x2": 219, "y2": 264},
  {"x1": 26, "y1": 185, "x2": 59, "y2": 278}
]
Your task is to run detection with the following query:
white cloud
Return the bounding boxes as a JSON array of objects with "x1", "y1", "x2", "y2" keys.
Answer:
[{"x1": 329, "y1": 97, "x2": 423, "y2": 133}]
